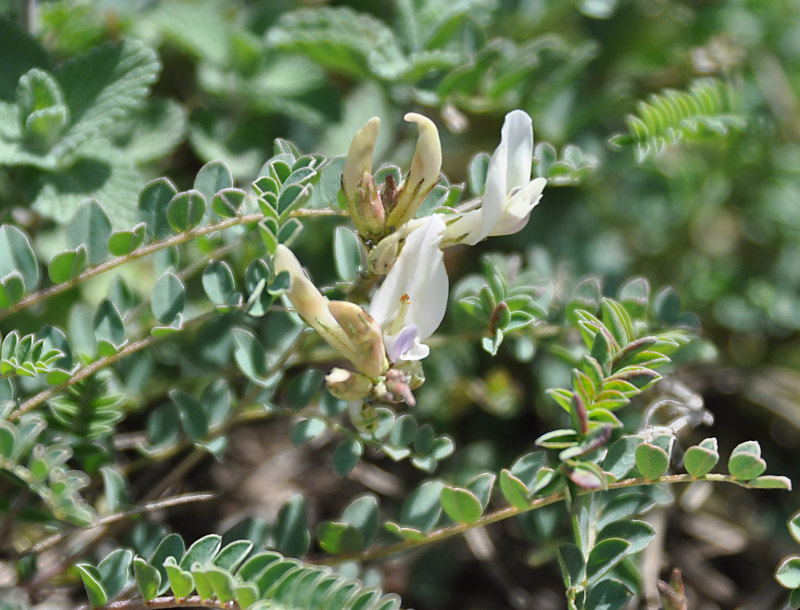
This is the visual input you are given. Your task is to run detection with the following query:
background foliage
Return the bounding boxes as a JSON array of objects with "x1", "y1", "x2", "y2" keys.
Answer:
[{"x1": 1, "y1": 0, "x2": 800, "y2": 608}]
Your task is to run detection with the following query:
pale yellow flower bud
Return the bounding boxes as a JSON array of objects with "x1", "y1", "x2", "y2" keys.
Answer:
[
  {"x1": 274, "y1": 245, "x2": 387, "y2": 377},
  {"x1": 386, "y1": 113, "x2": 442, "y2": 230},
  {"x1": 342, "y1": 117, "x2": 385, "y2": 237},
  {"x1": 328, "y1": 301, "x2": 388, "y2": 378},
  {"x1": 325, "y1": 367, "x2": 373, "y2": 401}
]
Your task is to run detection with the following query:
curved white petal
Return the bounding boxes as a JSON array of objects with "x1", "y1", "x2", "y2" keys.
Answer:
[
  {"x1": 370, "y1": 216, "x2": 448, "y2": 360},
  {"x1": 489, "y1": 178, "x2": 546, "y2": 236},
  {"x1": 501, "y1": 110, "x2": 534, "y2": 190}
]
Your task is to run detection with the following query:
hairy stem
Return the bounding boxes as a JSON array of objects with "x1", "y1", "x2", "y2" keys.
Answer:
[
  {"x1": 11, "y1": 308, "x2": 224, "y2": 420},
  {"x1": 310, "y1": 473, "x2": 780, "y2": 566},
  {"x1": 0, "y1": 207, "x2": 344, "y2": 321}
]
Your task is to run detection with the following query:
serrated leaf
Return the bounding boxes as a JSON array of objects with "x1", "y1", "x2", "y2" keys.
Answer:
[
  {"x1": 110, "y1": 96, "x2": 186, "y2": 164},
  {"x1": 55, "y1": 39, "x2": 160, "y2": 160}
]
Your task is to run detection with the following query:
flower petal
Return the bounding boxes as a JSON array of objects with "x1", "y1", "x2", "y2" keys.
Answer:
[
  {"x1": 500, "y1": 110, "x2": 534, "y2": 191},
  {"x1": 489, "y1": 177, "x2": 546, "y2": 236}
]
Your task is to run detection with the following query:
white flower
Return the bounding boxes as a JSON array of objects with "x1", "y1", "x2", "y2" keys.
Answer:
[
  {"x1": 370, "y1": 216, "x2": 448, "y2": 362},
  {"x1": 443, "y1": 110, "x2": 546, "y2": 246}
]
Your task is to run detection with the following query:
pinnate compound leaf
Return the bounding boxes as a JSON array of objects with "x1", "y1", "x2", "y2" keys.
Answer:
[
  {"x1": 67, "y1": 200, "x2": 111, "y2": 266},
  {"x1": 0, "y1": 225, "x2": 39, "y2": 292},
  {"x1": 441, "y1": 486, "x2": 483, "y2": 524}
]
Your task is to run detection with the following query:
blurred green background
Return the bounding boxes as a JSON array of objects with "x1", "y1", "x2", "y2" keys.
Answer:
[{"x1": 2, "y1": 0, "x2": 800, "y2": 607}]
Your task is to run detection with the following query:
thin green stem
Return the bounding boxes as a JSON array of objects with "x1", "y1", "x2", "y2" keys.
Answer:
[
  {"x1": 0, "y1": 207, "x2": 344, "y2": 321},
  {"x1": 24, "y1": 491, "x2": 215, "y2": 557},
  {"x1": 310, "y1": 473, "x2": 778, "y2": 566},
  {"x1": 11, "y1": 308, "x2": 223, "y2": 420}
]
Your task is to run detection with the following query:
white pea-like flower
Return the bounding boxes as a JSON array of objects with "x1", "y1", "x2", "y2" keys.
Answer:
[
  {"x1": 444, "y1": 110, "x2": 546, "y2": 246},
  {"x1": 370, "y1": 215, "x2": 448, "y2": 362}
]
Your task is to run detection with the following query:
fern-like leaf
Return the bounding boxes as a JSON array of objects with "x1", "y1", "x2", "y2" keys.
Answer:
[{"x1": 609, "y1": 78, "x2": 746, "y2": 162}]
